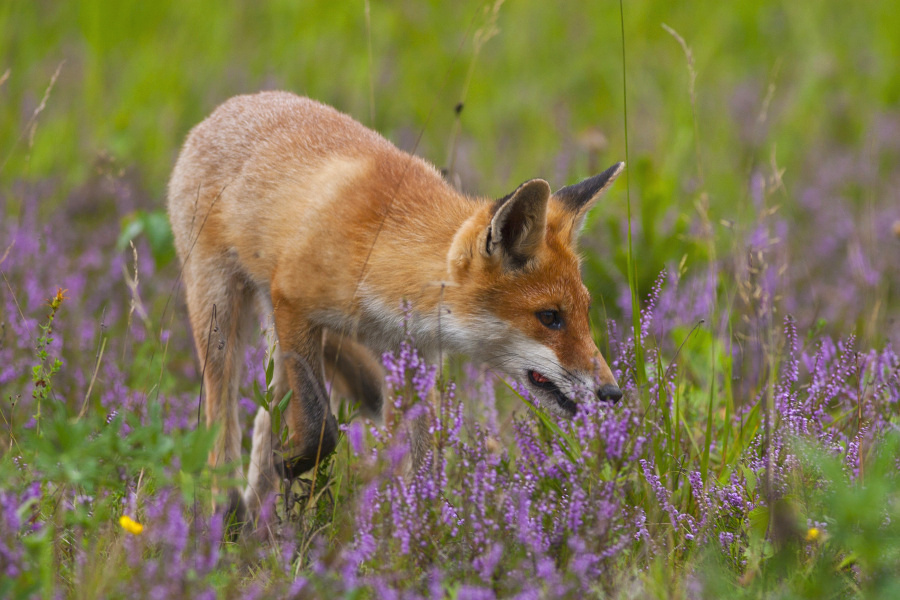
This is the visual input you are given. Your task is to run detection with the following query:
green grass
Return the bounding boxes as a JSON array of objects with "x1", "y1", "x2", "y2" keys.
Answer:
[
  {"x1": 5, "y1": 1, "x2": 898, "y2": 200},
  {"x1": 4, "y1": 2, "x2": 897, "y2": 282}
]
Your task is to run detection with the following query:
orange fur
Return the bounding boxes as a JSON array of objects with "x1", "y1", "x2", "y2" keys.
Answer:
[{"x1": 167, "y1": 91, "x2": 624, "y2": 522}]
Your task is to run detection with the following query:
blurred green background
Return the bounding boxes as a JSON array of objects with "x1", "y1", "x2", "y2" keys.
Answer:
[
  {"x1": 5, "y1": 0, "x2": 897, "y2": 192},
  {"x1": 2, "y1": 0, "x2": 898, "y2": 336}
]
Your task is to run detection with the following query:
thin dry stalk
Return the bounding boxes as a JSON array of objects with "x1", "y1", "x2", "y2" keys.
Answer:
[
  {"x1": 122, "y1": 241, "x2": 150, "y2": 362},
  {"x1": 757, "y1": 59, "x2": 782, "y2": 127},
  {"x1": 78, "y1": 337, "x2": 107, "y2": 420},
  {"x1": 662, "y1": 24, "x2": 703, "y2": 185},
  {"x1": 0, "y1": 239, "x2": 14, "y2": 266},
  {"x1": 1, "y1": 61, "x2": 64, "y2": 173},
  {"x1": 364, "y1": 0, "x2": 375, "y2": 125},
  {"x1": 445, "y1": 0, "x2": 505, "y2": 179}
]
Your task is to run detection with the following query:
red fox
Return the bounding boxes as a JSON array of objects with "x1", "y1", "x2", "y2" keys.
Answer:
[{"x1": 167, "y1": 91, "x2": 623, "y2": 522}]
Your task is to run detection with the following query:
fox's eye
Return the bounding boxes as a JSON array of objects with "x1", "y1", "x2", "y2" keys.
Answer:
[{"x1": 536, "y1": 310, "x2": 563, "y2": 330}]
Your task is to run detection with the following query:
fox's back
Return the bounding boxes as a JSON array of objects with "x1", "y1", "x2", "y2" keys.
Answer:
[
  {"x1": 168, "y1": 91, "x2": 394, "y2": 245},
  {"x1": 167, "y1": 91, "x2": 471, "y2": 314}
]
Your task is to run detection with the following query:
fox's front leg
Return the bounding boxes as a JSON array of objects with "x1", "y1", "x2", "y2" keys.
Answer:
[{"x1": 271, "y1": 297, "x2": 339, "y2": 478}]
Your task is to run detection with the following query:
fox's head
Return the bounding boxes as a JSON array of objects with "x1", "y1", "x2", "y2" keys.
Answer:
[{"x1": 448, "y1": 162, "x2": 625, "y2": 416}]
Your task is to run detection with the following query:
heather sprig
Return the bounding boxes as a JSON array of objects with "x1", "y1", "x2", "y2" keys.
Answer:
[{"x1": 30, "y1": 287, "x2": 67, "y2": 437}]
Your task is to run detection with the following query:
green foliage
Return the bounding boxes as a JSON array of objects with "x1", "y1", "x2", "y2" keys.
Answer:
[
  {"x1": 13, "y1": 406, "x2": 216, "y2": 500},
  {"x1": 29, "y1": 289, "x2": 66, "y2": 437},
  {"x1": 250, "y1": 343, "x2": 294, "y2": 451},
  {"x1": 0, "y1": 290, "x2": 218, "y2": 600},
  {"x1": 800, "y1": 435, "x2": 900, "y2": 597},
  {"x1": 4, "y1": 300, "x2": 217, "y2": 509},
  {"x1": 117, "y1": 210, "x2": 176, "y2": 268},
  {"x1": 697, "y1": 435, "x2": 900, "y2": 599},
  {"x1": 5, "y1": 0, "x2": 898, "y2": 202}
]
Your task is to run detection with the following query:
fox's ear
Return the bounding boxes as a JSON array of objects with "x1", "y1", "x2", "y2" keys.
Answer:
[
  {"x1": 486, "y1": 178, "x2": 551, "y2": 269},
  {"x1": 554, "y1": 162, "x2": 624, "y2": 236}
]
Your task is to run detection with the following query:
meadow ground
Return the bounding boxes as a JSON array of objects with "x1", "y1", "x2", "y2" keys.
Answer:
[{"x1": 1, "y1": 1, "x2": 899, "y2": 598}]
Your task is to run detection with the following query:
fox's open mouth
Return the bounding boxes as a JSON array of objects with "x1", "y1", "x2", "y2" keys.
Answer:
[{"x1": 527, "y1": 370, "x2": 577, "y2": 415}]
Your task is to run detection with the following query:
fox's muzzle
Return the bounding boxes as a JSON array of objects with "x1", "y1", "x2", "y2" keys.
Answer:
[{"x1": 597, "y1": 383, "x2": 623, "y2": 404}]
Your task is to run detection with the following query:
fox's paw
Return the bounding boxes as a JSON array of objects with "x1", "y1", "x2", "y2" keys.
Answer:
[{"x1": 274, "y1": 454, "x2": 320, "y2": 480}]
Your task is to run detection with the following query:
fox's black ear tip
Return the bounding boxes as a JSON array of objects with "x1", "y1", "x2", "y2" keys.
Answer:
[
  {"x1": 605, "y1": 162, "x2": 625, "y2": 176},
  {"x1": 595, "y1": 161, "x2": 625, "y2": 188},
  {"x1": 554, "y1": 162, "x2": 625, "y2": 211}
]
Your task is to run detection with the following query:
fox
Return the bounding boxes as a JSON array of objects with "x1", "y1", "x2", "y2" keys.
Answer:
[{"x1": 167, "y1": 90, "x2": 624, "y2": 523}]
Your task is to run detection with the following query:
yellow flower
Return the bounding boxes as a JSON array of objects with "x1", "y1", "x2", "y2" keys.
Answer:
[
  {"x1": 119, "y1": 515, "x2": 144, "y2": 535},
  {"x1": 805, "y1": 527, "x2": 820, "y2": 542},
  {"x1": 48, "y1": 288, "x2": 69, "y2": 310}
]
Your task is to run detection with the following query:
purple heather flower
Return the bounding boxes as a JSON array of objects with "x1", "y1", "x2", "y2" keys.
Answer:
[
  {"x1": 345, "y1": 420, "x2": 366, "y2": 455},
  {"x1": 719, "y1": 531, "x2": 736, "y2": 550}
]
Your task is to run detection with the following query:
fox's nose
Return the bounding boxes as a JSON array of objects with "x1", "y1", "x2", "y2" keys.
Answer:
[{"x1": 597, "y1": 384, "x2": 623, "y2": 404}]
